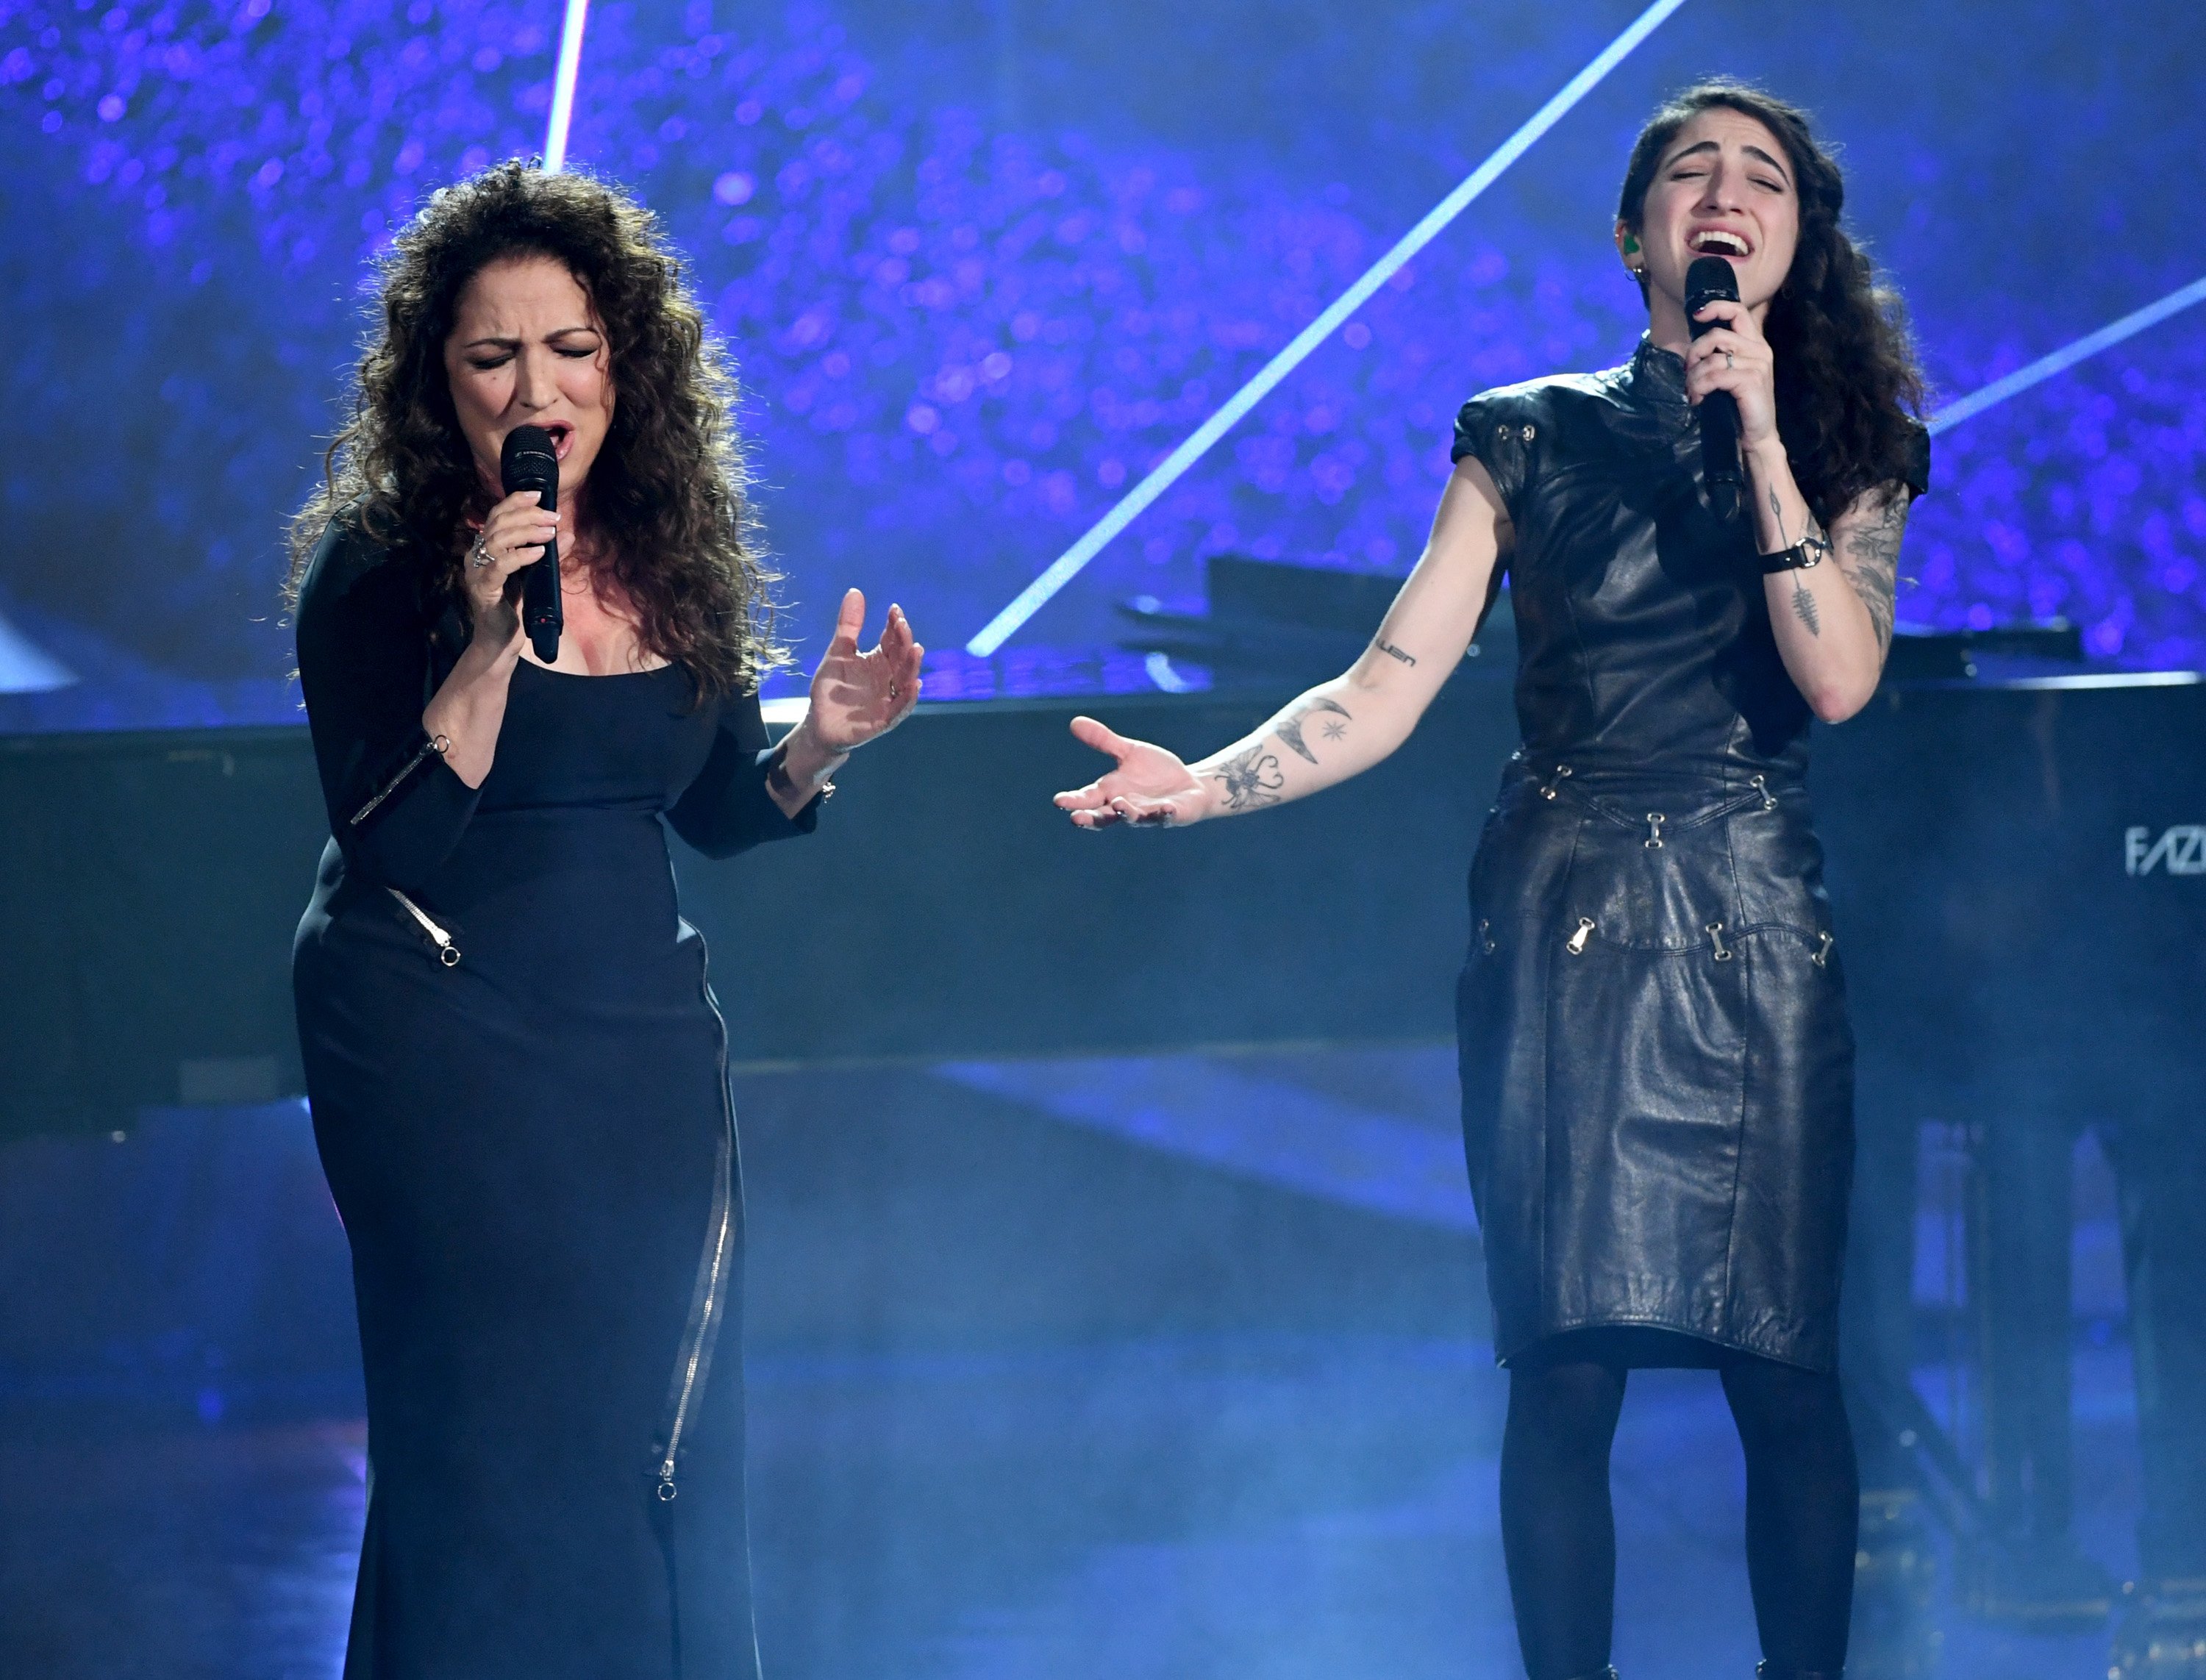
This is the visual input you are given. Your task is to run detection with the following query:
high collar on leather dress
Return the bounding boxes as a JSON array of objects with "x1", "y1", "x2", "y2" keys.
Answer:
[{"x1": 1624, "y1": 335, "x2": 1693, "y2": 432}]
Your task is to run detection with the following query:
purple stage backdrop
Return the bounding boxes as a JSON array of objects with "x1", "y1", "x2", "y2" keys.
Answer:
[{"x1": 1, "y1": 0, "x2": 2202, "y2": 727}]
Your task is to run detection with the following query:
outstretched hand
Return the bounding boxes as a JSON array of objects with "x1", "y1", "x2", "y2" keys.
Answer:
[
  {"x1": 1053, "y1": 715, "x2": 1212, "y2": 829},
  {"x1": 804, "y1": 588, "x2": 922, "y2": 753}
]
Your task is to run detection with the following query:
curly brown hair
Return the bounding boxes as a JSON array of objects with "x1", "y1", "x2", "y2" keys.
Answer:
[
  {"x1": 1618, "y1": 80, "x2": 1927, "y2": 523},
  {"x1": 288, "y1": 160, "x2": 782, "y2": 693}
]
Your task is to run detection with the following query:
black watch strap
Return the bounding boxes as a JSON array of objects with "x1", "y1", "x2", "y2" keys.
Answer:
[{"x1": 1759, "y1": 540, "x2": 1826, "y2": 575}]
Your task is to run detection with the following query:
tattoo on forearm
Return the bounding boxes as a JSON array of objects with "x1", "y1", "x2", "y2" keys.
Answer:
[
  {"x1": 1376, "y1": 639, "x2": 1417, "y2": 667},
  {"x1": 1768, "y1": 482, "x2": 1837, "y2": 645},
  {"x1": 1207, "y1": 743, "x2": 1286, "y2": 810},
  {"x1": 1768, "y1": 485, "x2": 1833, "y2": 564},
  {"x1": 1272, "y1": 697, "x2": 1352, "y2": 765},
  {"x1": 1837, "y1": 486, "x2": 1907, "y2": 654}
]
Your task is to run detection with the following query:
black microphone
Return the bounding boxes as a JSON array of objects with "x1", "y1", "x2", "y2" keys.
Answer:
[
  {"x1": 1685, "y1": 254, "x2": 1745, "y2": 523},
  {"x1": 500, "y1": 424, "x2": 563, "y2": 664}
]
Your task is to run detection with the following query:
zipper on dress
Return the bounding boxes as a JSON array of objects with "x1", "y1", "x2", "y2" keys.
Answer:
[
  {"x1": 387, "y1": 888, "x2": 460, "y2": 967},
  {"x1": 654, "y1": 1098, "x2": 736, "y2": 1503},
  {"x1": 350, "y1": 734, "x2": 443, "y2": 827}
]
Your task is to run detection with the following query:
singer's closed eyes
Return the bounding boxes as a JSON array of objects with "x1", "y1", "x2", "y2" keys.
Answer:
[{"x1": 285, "y1": 162, "x2": 919, "y2": 1680}]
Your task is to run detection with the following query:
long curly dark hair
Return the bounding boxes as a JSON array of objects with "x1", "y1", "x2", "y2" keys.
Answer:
[
  {"x1": 1618, "y1": 80, "x2": 1926, "y2": 523},
  {"x1": 288, "y1": 160, "x2": 782, "y2": 693}
]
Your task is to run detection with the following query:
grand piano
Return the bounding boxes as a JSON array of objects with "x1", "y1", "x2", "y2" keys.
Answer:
[{"x1": 1817, "y1": 647, "x2": 2206, "y2": 1670}]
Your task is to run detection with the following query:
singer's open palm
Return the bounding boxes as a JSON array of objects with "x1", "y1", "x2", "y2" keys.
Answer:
[
  {"x1": 1053, "y1": 716, "x2": 1213, "y2": 828},
  {"x1": 806, "y1": 588, "x2": 923, "y2": 752}
]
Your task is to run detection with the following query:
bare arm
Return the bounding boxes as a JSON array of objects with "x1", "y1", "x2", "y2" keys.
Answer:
[
  {"x1": 1746, "y1": 437, "x2": 1910, "y2": 723},
  {"x1": 419, "y1": 490, "x2": 556, "y2": 787},
  {"x1": 421, "y1": 628, "x2": 523, "y2": 788},
  {"x1": 1055, "y1": 457, "x2": 1509, "y2": 827},
  {"x1": 1682, "y1": 294, "x2": 1910, "y2": 725}
]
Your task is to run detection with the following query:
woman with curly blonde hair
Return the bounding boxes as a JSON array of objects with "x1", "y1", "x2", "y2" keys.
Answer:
[{"x1": 289, "y1": 161, "x2": 920, "y2": 1679}]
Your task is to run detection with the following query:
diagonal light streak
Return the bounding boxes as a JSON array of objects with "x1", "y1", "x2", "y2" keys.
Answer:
[
  {"x1": 543, "y1": 0, "x2": 593, "y2": 174},
  {"x1": 1929, "y1": 274, "x2": 2206, "y2": 435},
  {"x1": 965, "y1": 0, "x2": 1694, "y2": 657}
]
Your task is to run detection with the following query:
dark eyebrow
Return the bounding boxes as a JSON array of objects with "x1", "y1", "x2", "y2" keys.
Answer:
[
  {"x1": 460, "y1": 324, "x2": 602, "y2": 351},
  {"x1": 1660, "y1": 137, "x2": 1791, "y2": 188},
  {"x1": 1742, "y1": 144, "x2": 1791, "y2": 186}
]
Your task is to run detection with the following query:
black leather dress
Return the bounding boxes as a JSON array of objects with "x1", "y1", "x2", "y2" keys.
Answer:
[{"x1": 1451, "y1": 338, "x2": 1928, "y2": 1373}]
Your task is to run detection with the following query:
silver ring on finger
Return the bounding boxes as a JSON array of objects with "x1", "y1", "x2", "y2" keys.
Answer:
[
  {"x1": 1724, "y1": 350, "x2": 1734, "y2": 370},
  {"x1": 468, "y1": 531, "x2": 493, "y2": 570}
]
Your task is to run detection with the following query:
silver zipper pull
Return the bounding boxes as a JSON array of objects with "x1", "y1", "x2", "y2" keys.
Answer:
[
  {"x1": 1706, "y1": 921, "x2": 1732, "y2": 961},
  {"x1": 1565, "y1": 916, "x2": 1595, "y2": 956},
  {"x1": 1750, "y1": 773, "x2": 1776, "y2": 812},
  {"x1": 1644, "y1": 812, "x2": 1666, "y2": 849},
  {"x1": 656, "y1": 1467, "x2": 678, "y2": 1502},
  {"x1": 388, "y1": 889, "x2": 461, "y2": 967},
  {"x1": 1810, "y1": 931, "x2": 1833, "y2": 968},
  {"x1": 1540, "y1": 763, "x2": 1574, "y2": 801}
]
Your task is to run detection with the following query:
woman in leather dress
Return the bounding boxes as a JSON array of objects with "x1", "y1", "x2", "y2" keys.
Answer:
[
  {"x1": 288, "y1": 164, "x2": 921, "y2": 1679},
  {"x1": 1056, "y1": 83, "x2": 1928, "y2": 1680}
]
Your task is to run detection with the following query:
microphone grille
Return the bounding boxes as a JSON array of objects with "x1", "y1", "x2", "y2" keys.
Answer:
[
  {"x1": 500, "y1": 424, "x2": 559, "y2": 493},
  {"x1": 1684, "y1": 254, "x2": 1741, "y2": 310}
]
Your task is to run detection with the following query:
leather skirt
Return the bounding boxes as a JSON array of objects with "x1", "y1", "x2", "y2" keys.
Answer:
[{"x1": 1457, "y1": 753, "x2": 1855, "y2": 1371}]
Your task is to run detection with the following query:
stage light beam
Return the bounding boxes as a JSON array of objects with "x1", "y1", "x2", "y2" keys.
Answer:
[
  {"x1": 543, "y1": 0, "x2": 593, "y2": 174},
  {"x1": 1929, "y1": 274, "x2": 2206, "y2": 435},
  {"x1": 965, "y1": 0, "x2": 1695, "y2": 658}
]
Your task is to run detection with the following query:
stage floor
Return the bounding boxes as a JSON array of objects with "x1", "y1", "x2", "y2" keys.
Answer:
[{"x1": 0, "y1": 1044, "x2": 2146, "y2": 1679}]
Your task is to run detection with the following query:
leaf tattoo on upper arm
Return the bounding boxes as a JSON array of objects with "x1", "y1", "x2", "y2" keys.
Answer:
[
  {"x1": 1272, "y1": 697, "x2": 1352, "y2": 765},
  {"x1": 1835, "y1": 484, "x2": 1909, "y2": 654}
]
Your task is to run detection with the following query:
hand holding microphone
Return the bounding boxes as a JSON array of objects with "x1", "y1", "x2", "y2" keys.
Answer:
[
  {"x1": 459, "y1": 424, "x2": 564, "y2": 657},
  {"x1": 1681, "y1": 254, "x2": 1783, "y2": 523},
  {"x1": 463, "y1": 489, "x2": 559, "y2": 645},
  {"x1": 500, "y1": 425, "x2": 563, "y2": 663}
]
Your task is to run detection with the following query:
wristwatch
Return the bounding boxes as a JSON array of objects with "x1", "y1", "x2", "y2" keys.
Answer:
[{"x1": 1759, "y1": 540, "x2": 1827, "y2": 575}]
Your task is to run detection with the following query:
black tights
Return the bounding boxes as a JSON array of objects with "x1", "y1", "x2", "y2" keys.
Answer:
[{"x1": 1499, "y1": 1352, "x2": 1859, "y2": 1680}]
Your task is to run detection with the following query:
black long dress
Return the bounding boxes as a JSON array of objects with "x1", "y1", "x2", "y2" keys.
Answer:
[
  {"x1": 290, "y1": 513, "x2": 815, "y2": 1680},
  {"x1": 1452, "y1": 338, "x2": 1928, "y2": 1373}
]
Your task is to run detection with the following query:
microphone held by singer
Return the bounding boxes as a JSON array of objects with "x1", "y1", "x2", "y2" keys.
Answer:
[{"x1": 501, "y1": 423, "x2": 563, "y2": 664}]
